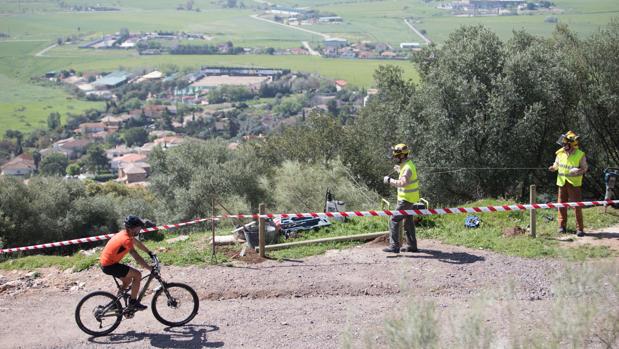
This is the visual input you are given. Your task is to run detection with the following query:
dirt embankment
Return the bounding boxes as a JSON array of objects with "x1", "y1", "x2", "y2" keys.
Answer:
[{"x1": 0, "y1": 226, "x2": 617, "y2": 348}]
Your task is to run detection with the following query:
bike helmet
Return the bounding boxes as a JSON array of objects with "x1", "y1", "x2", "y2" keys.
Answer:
[
  {"x1": 124, "y1": 215, "x2": 145, "y2": 229},
  {"x1": 556, "y1": 131, "x2": 580, "y2": 148},
  {"x1": 391, "y1": 143, "x2": 410, "y2": 158}
]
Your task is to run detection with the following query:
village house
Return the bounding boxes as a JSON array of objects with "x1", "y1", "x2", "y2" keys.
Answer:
[
  {"x1": 335, "y1": 80, "x2": 348, "y2": 91},
  {"x1": 101, "y1": 114, "x2": 136, "y2": 128},
  {"x1": 153, "y1": 135, "x2": 186, "y2": 149},
  {"x1": 45, "y1": 138, "x2": 92, "y2": 159},
  {"x1": 0, "y1": 153, "x2": 36, "y2": 177},
  {"x1": 117, "y1": 161, "x2": 151, "y2": 184},
  {"x1": 110, "y1": 153, "x2": 148, "y2": 171},
  {"x1": 78, "y1": 122, "x2": 105, "y2": 134},
  {"x1": 364, "y1": 88, "x2": 379, "y2": 107},
  {"x1": 105, "y1": 144, "x2": 136, "y2": 160},
  {"x1": 380, "y1": 51, "x2": 397, "y2": 59}
]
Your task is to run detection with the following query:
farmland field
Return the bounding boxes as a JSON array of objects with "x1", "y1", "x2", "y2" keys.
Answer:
[{"x1": 0, "y1": 0, "x2": 617, "y2": 135}]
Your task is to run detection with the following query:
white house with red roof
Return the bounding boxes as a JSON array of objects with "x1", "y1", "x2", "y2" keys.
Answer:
[{"x1": 0, "y1": 153, "x2": 36, "y2": 177}]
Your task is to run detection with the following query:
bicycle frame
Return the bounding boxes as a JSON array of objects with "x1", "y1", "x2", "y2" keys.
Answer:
[{"x1": 112, "y1": 255, "x2": 166, "y2": 311}]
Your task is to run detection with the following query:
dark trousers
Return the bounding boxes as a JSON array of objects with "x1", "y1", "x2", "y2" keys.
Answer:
[
  {"x1": 389, "y1": 200, "x2": 417, "y2": 248},
  {"x1": 558, "y1": 183, "x2": 584, "y2": 231}
]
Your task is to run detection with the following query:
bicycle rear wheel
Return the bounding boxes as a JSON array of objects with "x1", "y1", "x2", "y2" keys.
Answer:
[
  {"x1": 152, "y1": 282, "x2": 199, "y2": 327},
  {"x1": 75, "y1": 291, "x2": 122, "y2": 336}
]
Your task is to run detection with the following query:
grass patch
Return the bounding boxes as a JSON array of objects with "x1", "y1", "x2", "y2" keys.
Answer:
[
  {"x1": 344, "y1": 260, "x2": 619, "y2": 348},
  {"x1": 418, "y1": 199, "x2": 619, "y2": 260}
]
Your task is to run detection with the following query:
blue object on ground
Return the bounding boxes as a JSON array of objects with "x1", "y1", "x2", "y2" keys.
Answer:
[{"x1": 464, "y1": 215, "x2": 480, "y2": 228}]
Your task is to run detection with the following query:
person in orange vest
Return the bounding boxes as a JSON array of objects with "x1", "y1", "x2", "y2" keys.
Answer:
[
  {"x1": 382, "y1": 143, "x2": 420, "y2": 253},
  {"x1": 548, "y1": 131, "x2": 588, "y2": 236}
]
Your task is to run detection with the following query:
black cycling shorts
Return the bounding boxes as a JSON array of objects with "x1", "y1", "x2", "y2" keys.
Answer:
[{"x1": 101, "y1": 263, "x2": 130, "y2": 278}]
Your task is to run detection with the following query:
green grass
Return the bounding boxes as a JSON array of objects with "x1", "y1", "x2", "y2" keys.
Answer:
[
  {"x1": 419, "y1": 13, "x2": 619, "y2": 44},
  {"x1": 418, "y1": 199, "x2": 619, "y2": 260},
  {"x1": 0, "y1": 41, "x2": 104, "y2": 135}
]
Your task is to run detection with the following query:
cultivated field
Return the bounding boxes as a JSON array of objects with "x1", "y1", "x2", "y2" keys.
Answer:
[{"x1": 0, "y1": 0, "x2": 617, "y2": 135}]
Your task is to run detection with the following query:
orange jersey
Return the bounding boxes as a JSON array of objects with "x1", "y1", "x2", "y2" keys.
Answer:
[{"x1": 100, "y1": 230, "x2": 134, "y2": 267}]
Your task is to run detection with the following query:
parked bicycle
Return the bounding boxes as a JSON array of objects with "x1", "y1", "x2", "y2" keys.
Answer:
[{"x1": 75, "y1": 254, "x2": 199, "y2": 336}]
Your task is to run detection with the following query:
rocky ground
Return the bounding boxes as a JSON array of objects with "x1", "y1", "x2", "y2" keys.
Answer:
[{"x1": 0, "y1": 226, "x2": 617, "y2": 348}]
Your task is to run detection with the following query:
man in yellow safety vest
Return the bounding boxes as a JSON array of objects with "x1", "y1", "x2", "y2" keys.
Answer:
[
  {"x1": 382, "y1": 143, "x2": 420, "y2": 253},
  {"x1": 548, "y1": 131, "x2": 588, "y2": 236}
]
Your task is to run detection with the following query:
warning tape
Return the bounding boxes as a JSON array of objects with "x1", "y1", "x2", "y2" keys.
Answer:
[
  {"x1": 221, "y1": 200, "x2": 619, "y2": 220},
  {"x1": 1, "y1": 200, "x2": 618, "y2": 254},
  {"x1": 0, "y1": 217, "x2": 217, "y2": 254}
]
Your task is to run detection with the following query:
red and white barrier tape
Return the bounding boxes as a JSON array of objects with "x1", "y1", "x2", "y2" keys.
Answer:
[
  {"x1": 220, "y1": 200, "x2": 619, "y2": 220},
  {"x1": 0, "y1": 217, "x2": 217, "y2": 254},
  {"x1": 1, "y1": 200, "x2": 618, "y2": 254}
]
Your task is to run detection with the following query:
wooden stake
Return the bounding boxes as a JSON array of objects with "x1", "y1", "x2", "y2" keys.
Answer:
[
  {"x1": 530, "y1": 184, "x2": 537, "y2": 238},
  {"x1": 211, "y1": 197, "x2": 217, "y2": 261},
  {"x1": 259, "y1": 203, "x2": 266, "y2": 258},
  {"x1": 256, "y1": 232, "x2": 388, "y2": 252}
]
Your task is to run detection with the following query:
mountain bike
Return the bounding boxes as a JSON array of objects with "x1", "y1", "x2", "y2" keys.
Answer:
[{"x1": 75, "y1": 254, "x2": 199, "y2": 336}]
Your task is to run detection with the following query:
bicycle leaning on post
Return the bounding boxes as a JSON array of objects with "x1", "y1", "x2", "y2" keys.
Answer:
[{"x1": 75, "y1": 254, "x2": 199, "y2": 336}]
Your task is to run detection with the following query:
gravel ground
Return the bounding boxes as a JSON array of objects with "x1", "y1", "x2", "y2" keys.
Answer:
[{"x1": 0, "y1": 229, "x2": 617, "y2": 349}]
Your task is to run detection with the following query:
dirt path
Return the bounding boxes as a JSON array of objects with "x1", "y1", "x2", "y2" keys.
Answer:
[
  {"x1": 250, "y1": 14, "x2": 330, "y2": 39},
  {"x1": 34, "y1": 43, "x2": 57, "y2": 57},
  {"x1": 0, "y1": 228, "x2": 617, "y2": 348},
  {"x1": 403, "y1": 18, "x2": 431, "y2": 44}
]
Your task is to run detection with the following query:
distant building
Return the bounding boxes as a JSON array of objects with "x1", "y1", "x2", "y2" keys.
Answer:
[
  {"x1": 318, "y1": 16, "x2": 343, "y2": 23},
  {"x1": 101, "y1": 114, "x2": 136, "y2": 128},
  {"x1": 50, "y1": 138, "x2": 92, "y2": 159},
  {"x1": 92, "y1": 71, "x2": 130, "y2": 89},
  {"x1": 190, "y1": 75, "x2": 271, "y2": 90},
  {"x1": 105, "y1": 145, "x2": 135, "y2": 160},
  {"x1": 78, "y1": 122, "x2": 105, "y2": 136},
  {"x1": 335, "y1": 80, "x2": 348, "y2": 91},
  {"x1": 153, "y1": 135, "x2": 187, "y2": 149},
  {"x1": 118, "y1": 162, "x2": 150, "y2": 184},
  {"x1": 0, "y1": 153, "x2": 35, "y2": 177},
  {"x1": 380, "y1": 51, "x2": 397, "y2": 58},
  {"x1": 134, "y1": 70, "x2": 164, "y2": 84},
  {"x1": 466, "y1": 0, "x2": 526, "y2": 9},
  {"x1": 400, "y1": 42, "x2": 421, "y2": 49},
  {"x1": 111, "y1": 153, "x2": 147, "y2": 171},
  {"x1": 364, "y1": 88, "x2": 379, "y2": 107},
  {"x1": 324, "y1": 38, "x2": 348, "y2": 48},
  {"x1": 268, "y1": 6, "x2": 305, "y2": 16}
]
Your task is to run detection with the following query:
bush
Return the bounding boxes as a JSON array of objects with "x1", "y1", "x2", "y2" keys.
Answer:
[
  {"x1": 545, "y1": 16, "x2": 558, "y2": 23},
  {"x1": 265, "y1": 159, "x2": 381, "y2": 213}
]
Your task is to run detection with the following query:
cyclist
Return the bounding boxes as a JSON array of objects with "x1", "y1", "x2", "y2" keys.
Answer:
[{"x1": 100, "y1": 215, "x2": 155, "y2": 311}]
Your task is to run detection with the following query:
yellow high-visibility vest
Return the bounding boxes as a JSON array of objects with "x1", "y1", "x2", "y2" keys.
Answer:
[
  {"x1": 397, "y1": 159, "x2": 420, "y2": 203},
  {"x1": 556, "y1": 148, "x2": 585, "y2": 187}
]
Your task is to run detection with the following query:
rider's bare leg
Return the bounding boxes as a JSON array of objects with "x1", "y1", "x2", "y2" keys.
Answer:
[{"x1": 121, "y1": 268, "x2": 142, "y2": 300}]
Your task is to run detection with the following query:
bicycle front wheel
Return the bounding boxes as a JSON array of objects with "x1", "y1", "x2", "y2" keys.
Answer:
[
  {"x1": 75, "y1": 291, "x2": 122, "y2": 336},
  {"x1": 152, "y1": 282, "x2": 199, "y2": 327}
]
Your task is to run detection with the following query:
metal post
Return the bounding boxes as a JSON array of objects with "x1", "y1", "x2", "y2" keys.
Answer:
[
  {"x1": 259, "y1": 203, "x2": 266, "y2": 258},
  {"x1": 530, "y1": 185, "x2": 537, "y2": 238}
]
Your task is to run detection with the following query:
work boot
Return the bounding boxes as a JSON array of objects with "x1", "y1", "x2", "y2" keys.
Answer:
[
  {"x1": 382, "y1": 245, "x2": 400, "y2": 253},
  {"x1": 128, "y1": 299, "x2": 147, "y2": 311},
  {"x1": 558, "y1": 227, "x2": 567, "y2": 234},
  {"x1": 576, "y1": 230, "x2": 585, "y2": 237},
  {"x1": 400, "y1": 245, "x2": 418, "y2": 253}
]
